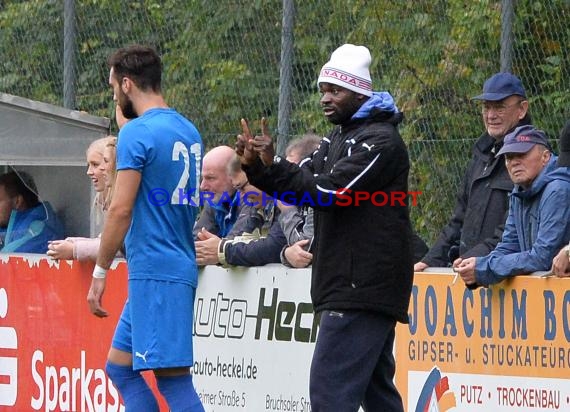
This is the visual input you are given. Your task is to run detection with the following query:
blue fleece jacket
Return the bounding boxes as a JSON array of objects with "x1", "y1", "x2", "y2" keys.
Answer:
[
  {"x1": 475, "y1": 157, "x2": 570, "y2": 286},
  {"x1": 0, "y1": 202, "x2": 64, "y2": 253}
]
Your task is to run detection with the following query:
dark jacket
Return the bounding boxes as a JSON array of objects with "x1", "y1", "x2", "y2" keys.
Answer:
[
  {"x1": 475, "y1": 158, "x2": 570, "y2": 285},
  {"x1": 245, "y1": 106, "x2": 414, "y2": 323},
  {"x1": 219, "y1": 202, "x2": 287, "y2": 266},
  {"x1": 422, "y1": 120, "x2": 533, "y2": 267}
]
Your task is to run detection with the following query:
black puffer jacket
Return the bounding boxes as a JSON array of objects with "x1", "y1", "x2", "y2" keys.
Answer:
[
  {"x1": 422, "y1": 118, "x2": 532, "y2": 267},
  {"x1": 246, "y1": 110, "x2": 414, "y2": 323}
]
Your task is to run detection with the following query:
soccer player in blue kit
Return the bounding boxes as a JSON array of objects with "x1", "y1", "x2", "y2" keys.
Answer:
[{"x1": 87, "y1": 45, "x2": 205, "y2": 411}]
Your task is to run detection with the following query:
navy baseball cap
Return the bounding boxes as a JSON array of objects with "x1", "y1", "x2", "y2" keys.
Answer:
[
  {"x1": 496, "y1": 125, "x2": 550, "y2": 156},
  {"x1": 472, "y1": 72, "x2": 527, "y2": 101},
  {"x1": 557, "y1": 120, "x2": 570, "y2": 167}
]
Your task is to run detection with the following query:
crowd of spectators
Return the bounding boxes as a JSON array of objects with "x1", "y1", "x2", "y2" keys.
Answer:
[{"x1": 2, "y1": 67, "x2": 568, "y2": 285}]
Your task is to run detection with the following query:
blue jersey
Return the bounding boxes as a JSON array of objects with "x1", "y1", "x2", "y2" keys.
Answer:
[{"x1": 117, "y1": 108, "x2": 202, "y2": 285}]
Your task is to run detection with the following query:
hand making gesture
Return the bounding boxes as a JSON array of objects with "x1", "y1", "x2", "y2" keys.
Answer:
[{"x1": 236, "y1": 117, "x2": 275, "y2": 166}]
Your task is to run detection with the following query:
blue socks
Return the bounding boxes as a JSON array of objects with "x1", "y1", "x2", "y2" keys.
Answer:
[
  {"x1": 105, "y1": 361, "x2": 159, "y2": 412},
  {"x1": 105, "y1": 362, "x2": 204, "y2": 411},
  {"x1": 156, "y1": 374, "x2": 205, "y2": 412}
]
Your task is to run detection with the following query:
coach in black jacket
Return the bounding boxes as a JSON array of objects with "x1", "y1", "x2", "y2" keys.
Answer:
[{"x1": 237, "y1": 44, "x2": 412, "y2": 412}]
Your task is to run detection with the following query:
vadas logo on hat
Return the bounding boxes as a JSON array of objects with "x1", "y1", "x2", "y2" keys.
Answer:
[
  {"x1": 496, "y1": 125, "x2": 550, "y2": 157},
  {"x1": 472, "y1": 72, "x2": 527, "y2": 101},
  {"x1": 317, "y1": 44, "x2": 373, "y2": 97}
]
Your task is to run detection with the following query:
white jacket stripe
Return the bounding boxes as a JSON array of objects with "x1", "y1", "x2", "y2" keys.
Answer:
[{"x1": 316, "y1": 152, "x2": 381, "y2": 195}]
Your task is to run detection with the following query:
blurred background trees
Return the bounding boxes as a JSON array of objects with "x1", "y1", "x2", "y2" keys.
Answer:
[{"x1": 1, "y1": 0, "x2": 568, "y2": 243}]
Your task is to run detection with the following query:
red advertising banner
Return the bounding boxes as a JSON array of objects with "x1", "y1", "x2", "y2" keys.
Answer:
[{"x1": 0, "y1": 255, "x2": 167, "y2": 411}]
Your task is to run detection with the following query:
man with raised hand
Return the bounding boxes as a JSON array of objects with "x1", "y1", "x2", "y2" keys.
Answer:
[{"x1": 237, "y1": 44, "x2": 413, "y2": 411}]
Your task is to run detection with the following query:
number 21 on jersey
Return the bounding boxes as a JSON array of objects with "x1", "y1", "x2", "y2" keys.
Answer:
[{"x1": 171, "y1": 141, "x2": 201, "y2": 206}]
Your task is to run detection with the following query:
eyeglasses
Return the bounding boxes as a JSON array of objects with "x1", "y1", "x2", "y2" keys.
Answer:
[
  {"x1": 233, "y1": 180, "x2": 249, "y2": 191},
  {"x1": 481, "y1": 100, "x2": 524, "y2": 115}
]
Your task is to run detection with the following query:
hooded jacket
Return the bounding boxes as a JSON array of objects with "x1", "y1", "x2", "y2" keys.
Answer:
[
  {"x1": 245, "y1": 92, "x2": 414, "y2": 323},
  {"x1": 475, "y1": 157, "x2": 570, "y2": 285},
  {"x1": 0, "y1": 202, "x2": 64, "y2": 253}
]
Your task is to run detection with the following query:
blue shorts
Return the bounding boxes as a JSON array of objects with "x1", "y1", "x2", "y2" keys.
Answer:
[{"x1": 112, "y1": 279, "x2": 196, "y2": 371}]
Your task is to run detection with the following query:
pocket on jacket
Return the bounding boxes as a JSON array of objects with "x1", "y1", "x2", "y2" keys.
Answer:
[{"x1": 490, "y1": 176, "x2": 514, "y2": 192}]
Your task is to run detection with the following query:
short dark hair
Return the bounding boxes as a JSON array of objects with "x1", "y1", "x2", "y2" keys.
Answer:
[
  {"x1": 108, "y1": 44, "x2": 162, "y2": 93},
  {"x1": 0, "y1": 171, "x2": 39, "y2": 208}
]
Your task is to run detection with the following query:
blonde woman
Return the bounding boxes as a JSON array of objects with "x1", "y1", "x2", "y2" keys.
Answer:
[
  {"x1": 102, "y1": 136, "x2": 117, "y2": 210},
  {"x1": 46, "y1": 136, "x2": 116, "y2": 261}
]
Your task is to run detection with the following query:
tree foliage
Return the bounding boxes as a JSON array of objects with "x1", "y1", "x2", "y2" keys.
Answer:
[{"x1": 1, "y1": 0, "x2": 568, "y2": 243}]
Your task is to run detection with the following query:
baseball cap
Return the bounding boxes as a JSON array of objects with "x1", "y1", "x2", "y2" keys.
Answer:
[
  {"x1": 496, "y1": 125, "x2": 550, "y2": 157},
  {"x1": 472, "y1": 72, "x2": 527, "y2": 101},
  {"x1": 557, "y1": 120, "x2": 570, "y2": 167}
]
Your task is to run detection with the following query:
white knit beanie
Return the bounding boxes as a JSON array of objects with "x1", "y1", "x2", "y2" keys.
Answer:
[{"x1": 317, "y1": 44, "x2": 373, "y2": 96}]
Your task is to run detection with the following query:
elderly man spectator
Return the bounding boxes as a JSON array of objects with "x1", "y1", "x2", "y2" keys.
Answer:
[
  {"x1": 415, "y1": 72, "x2": 532, "y2": 271},
  {"x1": 455, "y1": 125, "x2": 570, "y2": 287},
  {"x1": 193, "y1": 145, "x2": 241, "y2": 238},
  {"x1": 195, "y1": 155, "x2": 286, "y2": 266}
]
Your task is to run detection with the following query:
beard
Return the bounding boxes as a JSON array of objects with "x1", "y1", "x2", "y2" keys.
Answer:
[
  {"x1": 118, "y1": 92, "x2": 138, "y2": 119},
  {"x1": 323, "y1": 96, "x2": 364, "y2": 125},
  {"x1": 325, "y1": 109, "x2": 347, "y2": 125},
  {"x1": 324, "y1": 106, "x2": 354, "y2": 125}
]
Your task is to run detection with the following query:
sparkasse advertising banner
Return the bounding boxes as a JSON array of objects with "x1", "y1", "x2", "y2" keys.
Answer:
[
  {"x1": 0, "y1": 255, "x2": 165, "y2": 411},
  {"x1": 396, "y1": 272, "x2": 570, "y2": 412}
]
